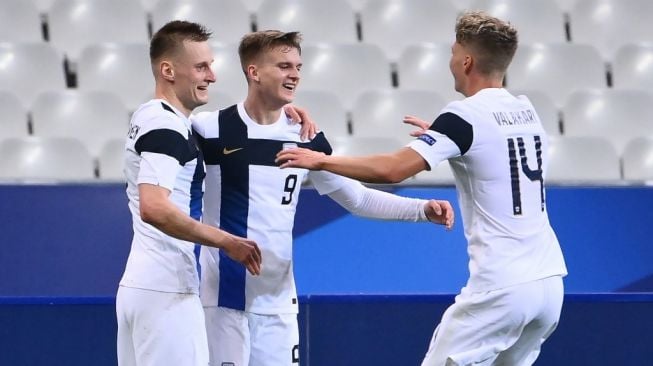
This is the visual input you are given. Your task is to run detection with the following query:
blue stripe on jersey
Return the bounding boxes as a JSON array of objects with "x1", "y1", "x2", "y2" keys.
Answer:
[
  {"x1": 189, "y1": 131, "x2": 206, "y2": 277},
  {"x1": 196, "y1": 105, "x2": 334, "y2": 310},
  {"x1": 134, "y1": 129, "x2": 198, "y2": 165},
  {"x1": 429, "y1": 112, "x2": 473, "y2": 155}
]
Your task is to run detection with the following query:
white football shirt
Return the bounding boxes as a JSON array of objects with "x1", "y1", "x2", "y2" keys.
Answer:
[
  {"x1": 120, "y1": 99, "x2": 205, "y2": 294},
  {"x1": 193, "y1": 103, "x2": 345, "y2": 314},
  {"x1": 409, "y1": 88, "x2": 567, "y2": 292}
]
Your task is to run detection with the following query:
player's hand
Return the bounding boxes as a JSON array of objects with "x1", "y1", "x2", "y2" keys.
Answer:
[
  {"x1": 403, "y1": 115, "x2": 430, "y2": 137},
  {"x1": 222, "y1": 234, "x2": 262, "y2": 275},
  {"x1": 276, "y1": 147, "x2": 325, "y2": 170},
  {"x1": 424, "y1": 200, "x2": 454, "y2": 230},
  {"x1": 284, "y1": 104, "x2": 318, "y2": 141}
]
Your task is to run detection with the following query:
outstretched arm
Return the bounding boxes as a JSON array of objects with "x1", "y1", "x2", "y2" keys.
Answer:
[
  {"x1": 139, "y1": 183, "x2": 262, "y2": 275},
  {"x1": 277, "y1": 146, "x2": 428, "y2": 184},
  {"x1": 324, "y1": 177, "x2": 454, "y2": 229}
]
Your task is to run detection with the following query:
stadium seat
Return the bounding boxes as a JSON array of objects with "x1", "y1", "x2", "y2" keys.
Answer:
[
  {"x1": 299, "y1": 43, "x2": 393, "y2": 108},
  {"x1": 0, "y1": 0, "x2": 43, "y2": 42},
  {"x1": 0, "y1": 91, "x2": 29, "y2": 138},
  {"x1": 151, "y1": 0, "x2": 251, "y2": 44},
  {"x1": 97, "y1": 138, "x2": 125, "y2": 181},
  {"x1": 76, "y1": 43, "x2": 151, "y2": 111},
  {"x1": 569, "y1": 0, "x2": 653, "y2": 60},
  {"x1": 412, "y1": 162, "x2": 456, "y2": 186},
  {"x1": 33, "y1": 0, "x2": 56, "y2": 12},
  {"x1": 0, "y1": 137, "x2": 95, "y2": 180},
  {"x1": 293, "y1": 90, "x2": 349, "y2": 138},
  {"x1": 48, "y1": 0, "x2": 149, "y2": 60},
  {"x1": 240, "y1": 0, "x2": 264, "y2": 12},
  {"x1": 612, "y1": 43, "x2": 653, "y2": 92},
  {"x1": 194, "y1": 90, "x2": 238, "y2": 113},
  {"x1": 470, "y1": 0, "x2": 566, "y2": 44},
  {"x1": 555, "y1": 0, "x2": 578, "y2": 12},
  {"x1": 31, "y1": 90, "x2": 130, "y2": 157},
  {"x1": 546, "y1": 135, "x2": 621, "y2": 183},
  {"x1": 359, "y1": 0, "x2": 459, "y2": 60},
  {"x1": 622, "y1": 137, "x2": 653, "y2": 181},
  {"x1": 350, "y1": 89, "x2": 446, "y2": 139},
  {"x1": 0, "y1": 43, "x2": 66, "y2": 107},
  {"x1": 507, "y1": 43, "x2": 606, "y2": 107},
  {"x1": 509, "y1": 89, "x2": 561, "y2": 135},
  {"x1": 210, "y1": 43, "x2": 248, "y2": 102},
  {"x1": 562, "y1": 89, "x2": 653, "y2": 154},
  {"x1": 396, "y1": 43, "x2": 463, "y2": 102},
  {"x1": 256, "y1": 0, "x2": 357, "y2": 43},
  {"x1": 330, "y1": 136, "x2": 405, "y2": 157}
]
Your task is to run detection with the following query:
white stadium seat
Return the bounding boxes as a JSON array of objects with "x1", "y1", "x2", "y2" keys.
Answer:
[
  {"x1": 151, "y1": 0, "x2": 251, "y2": 44},
  {"x1": 0, "y1": 0, "x2": 43, "y2": 42},
  {"x1": 256, "y1": 0, "x2": 357, "y2": 44},
  {"x1": 97, "y1": 138, "x2": 125, "y2": 181},
  {"x1": 293, "y1": 90, "x2": 349, "y2": 138},
  {"x1": 351, "y1": 89, "x2": 446, "y2": 139},
  {"x1": 77, "y1": 43, "x2": 151, "y2": 111},
  {"x1": 359, "y1": 0, "x2": 459, "y2": 60},
  {"x1": 470, "y1": 0, "x2": 567, "y2": 44},
  {"x1": 299, "y1": 43, "x2": 392, "y2": 108},
  {"x1": 396, "y1": 43, "x2": 463, "y2": 102},
  {"x1": 622, "y1": 137, "x2": 653, "y2": 181},
  {"x1": 48, "y1": 0, "x2": 149, "y2": 61},
  {"x1": 0, "y1": 91, "x2": 29, "y2": 138},
  {"x1": 569, "y1": 0, "x2": 653, "y2": 60},
  {"x1": 0, "y1": 137, "x2": 95, "y2": 180},
  {"x1": 546, "y1": 136, "x2": 621, "y2": 183},
  {"x1": 30, "y1": 90, "x2": 130, "y2": 157},
  {"x1": 210, "y1": 43, "x2": 248, "y2": 102},
  {"x1": 562, "y1": 89, "x2": 653, "y2": 154},
  {"x1": 0, "y1": 43, "x2": 66, "y2": 107},
  {"x1": 330, "y1": 136, "x2": 405, "y2": 157},
  {"x1": 612, "y1": 43, "x2": 653, "y2": 93},
  {"x1": 507, "y1": 43, "x2": 606, "y2": 107},
  {"x1": 412, "y1": 162, "x2": 456, "y2": 186}
]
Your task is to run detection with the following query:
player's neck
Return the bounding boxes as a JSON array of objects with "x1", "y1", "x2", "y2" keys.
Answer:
[
  {"x1": 155, "y1": 86, "x2": 191, "y2": 117},
  {"x1": 243, "y1": 94, "x2": 283, "y2": 125},
  {"x1": 463, "y1": 75, "x2": 504, "y2": 97}
]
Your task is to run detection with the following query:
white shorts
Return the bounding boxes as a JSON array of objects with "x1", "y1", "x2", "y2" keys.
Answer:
[
  {"x1": 421, "y1": 275, "x2": 564, "y2": 366},
  {"x1": 204, "y1": 306, "x2": 299, "y2": 366},
  {"x1": 116, "y1": 286, "x2": 209, "y2": 366}
]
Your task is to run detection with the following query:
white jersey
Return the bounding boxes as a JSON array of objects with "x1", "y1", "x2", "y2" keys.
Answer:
[
  {"x1": 120, "y1": 99, "x2": 205, "y2": 294},
  {"x1": 193, "y1": 103, "x2": 346, "y2": 314},
  {"x1": 409, "y1": 88, "x2": 567, "y2": 292}
]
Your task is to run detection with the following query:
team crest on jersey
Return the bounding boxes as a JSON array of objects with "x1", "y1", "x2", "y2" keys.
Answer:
[
  {"x1": 127, "y1": 124, "x2": 140, "y2": 139},
  {"x1": 418, "y1": 134, "x2": 436, "y2": 146}
]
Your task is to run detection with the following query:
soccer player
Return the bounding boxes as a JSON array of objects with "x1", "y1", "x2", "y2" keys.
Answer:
[
  {"x1": 116, "y1": 21, "x2": 263, "y2": 366},
  {"x1": 192, "y1": 30, "x2": 455, "y2": 366},
  {"x1": 277, "y1": 12, "x2": 568, "y2": 366}
]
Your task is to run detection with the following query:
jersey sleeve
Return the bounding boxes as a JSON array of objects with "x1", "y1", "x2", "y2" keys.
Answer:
[
  {"x1": 308, "y1": 170, "x2": 354, "y2": 195},
  {"x1": 408, "y1": 102, "x2": 474, "y2": 170}
]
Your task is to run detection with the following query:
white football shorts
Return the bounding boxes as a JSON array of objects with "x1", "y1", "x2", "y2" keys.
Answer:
[
  {"x1": 116, "y1": 286, "x2": 209, "y2": 366},
  {"x1": 204, "y1": 306, "x2": 299, "y2": 366},
  {"x1": 421, "y1": 275, "x2": 564, "y2": 366}
]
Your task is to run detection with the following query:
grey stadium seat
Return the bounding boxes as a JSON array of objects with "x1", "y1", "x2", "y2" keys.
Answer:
[
  {"x1": 562, "y1": 89, "x2": 653, "y2": 154},
  {"x1": 622, "y1": 137, "x2": 653, "y2": 181},
  {"x1": 30, "y1": 90, "x2": 130, "y2": 157},
  {"x1": 360, "y1": 0, "x2": 459, "y2": 60},
  {"x1": 256, "y1": 0, "x2": 357, "y2": 44},
  {"x1": 0, "y1": 91, "x2": 29, "y2": 138},
  {"x1": 97, "y1": 138, "x2": 125, "y2": 181},
  {"x1": 77, "y1": 43, "x2": 152, "y2": 111},
  {"x1": 0, "y1": 0, "x2": 42, "y2": 42},
  {"x1": 612, "y1": 43, "x2": 653, "y2": 93},
  {"x1": 151, "y1": 0, "x2": 251, "y2": 45},
  {"x1": 0, "y1": 43, "x2": 66, "y2": 107},
  {"x1": 0, "y1": 137, "x2": 95, "y2": 180},
  {"x1": 210, "y1": 43, "x2": 248, "y2": 102},
  {"x1": 546, "y1": 136, "x2": 621, "y2": 183},
  {"x1": 351, "y1": 89, "x2": 446, "y2": 140},
  {"x1": 507, "y1": 43, "x2": 606, "y2": 107},
  {"x1": 293, "y1": 90, "x2": 349, "y2": 138}
]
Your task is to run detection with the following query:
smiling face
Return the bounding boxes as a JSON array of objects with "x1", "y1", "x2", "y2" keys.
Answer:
[
  {"x1": 249, "y1": 45, "x2": 302, "y2": 106},
  {"x1": 171, "y1": 40, "x2": 216, "y2": 112}
]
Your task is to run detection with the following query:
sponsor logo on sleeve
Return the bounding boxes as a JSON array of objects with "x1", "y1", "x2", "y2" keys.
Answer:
[{"x1": 418, "y1": 134, "x2": 436, "y2": 146}]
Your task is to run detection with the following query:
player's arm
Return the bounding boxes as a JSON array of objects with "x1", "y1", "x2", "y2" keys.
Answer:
[
  {"x1": 277, "y1": 147, "x2": 427, "y2": 184},
  {"x1": 139, "y1": 183, "x2": 261, "y2": 275},
  {"x1": 323, "y1": 176, "x2": 453, "y2": 229}
]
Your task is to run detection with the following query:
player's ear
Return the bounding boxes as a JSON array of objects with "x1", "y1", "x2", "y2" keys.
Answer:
[
  {"x1": 247, "y1": 64, "x2": 259, "y2": 82},
  {"x1": 161, "y1": 61, "x2": 175, "y2": 81},
  {"x1": 463, "y1": 55, "x2": 473, "y2": 73}
]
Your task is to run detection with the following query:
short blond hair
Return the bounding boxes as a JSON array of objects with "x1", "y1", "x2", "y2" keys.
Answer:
[{"x1": 455, "y1": 11, "x2": 518, "y2": 76}]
